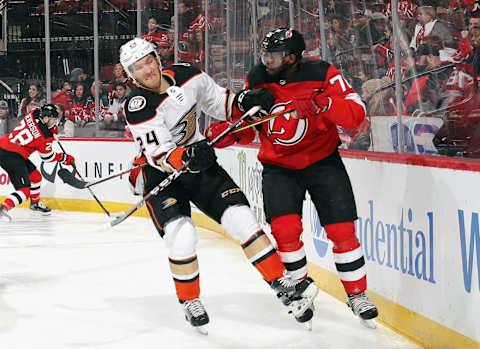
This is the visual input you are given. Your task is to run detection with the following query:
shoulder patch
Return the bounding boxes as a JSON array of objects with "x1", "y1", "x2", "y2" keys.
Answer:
[{"x1": 128, "y1": 96, "x2": 146, "y2": 112}]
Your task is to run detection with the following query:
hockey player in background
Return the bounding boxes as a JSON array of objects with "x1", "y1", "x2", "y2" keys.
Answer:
[
  {"x1": 0, "y1": 104, "x2": 75, "y2": 222},
  {"x1": 206, "y1": 28, "x2": 378, "y2": 328},
  {"x1": 119, "y1": 38, "x2": 319, "y2": 333}
]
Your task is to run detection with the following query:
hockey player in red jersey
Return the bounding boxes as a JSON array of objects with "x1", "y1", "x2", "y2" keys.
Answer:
[
  {"x1": 0, "y1": 104, "x2": 75, "y2": 221},
  {"x1": 119, "y1": 38, "x2": 319, "y2": 333},
  {"x1": 206, "y1": 28, "x2": 378, "y2": 327}
]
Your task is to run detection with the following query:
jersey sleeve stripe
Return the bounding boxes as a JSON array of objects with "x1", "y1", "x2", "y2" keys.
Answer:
[
  {"x1": 40, "y1": 151, "x2": 55, "y2": 162},
  {"x1": 345, "y1": 93, "x2": 367, "y2": 114}
]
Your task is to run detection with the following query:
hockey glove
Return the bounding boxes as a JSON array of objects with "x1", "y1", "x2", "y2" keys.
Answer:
[
  {"x1": 205, "y1": 121, "x2": 236, "y2": 148},
  {"x1": 182, "y1": 140, "x2": 217, "y2": 172},
  {"x1": 62, "y1": 154, "x2": 75, "y2": 166},
  {"x1": 128, "y1": 156, "x2": 146, "y2": 196},
  {"x1": 291, "y1": 91, "x2": 332, "y2": 119},
  {"x1": 234, "y1": 88, "x2": 275, "y2": 115},
  {"x1": 204, "y1": 121, "x2": 255, "y2": 148},
  {"x1": 132, "y1": 154, "x2": 147, "y2": 166}
]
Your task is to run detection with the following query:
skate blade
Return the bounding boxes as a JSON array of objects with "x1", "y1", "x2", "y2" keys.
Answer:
[
  {"x1": 360, "y1": 318, "x2": 377, "y2": 329},
  {"x1": 30, "y1": 211, "x2": 52, "y2": 216},
  {"x1": 304, "y1": 319, "x2": 313, "y2": 331},
  {"x1": 0, "y1": 216, "x2": 12, "y2": 222},
  {"x1": 289, "y1": 283, "x2": 320, "y2": 317},
  {"x1": 195, "y1": 325, "x2": 208, "y2": 335}
]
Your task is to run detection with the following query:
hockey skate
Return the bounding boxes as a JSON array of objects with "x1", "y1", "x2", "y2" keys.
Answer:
[
  {"x1": 0, "y1": 206, "x2": 12, "y2": 222},
  {"x1": 181, "y1": 298, "x2": 209, "y2": 335},
  {"x1": 271, "y1": 275, "x2": 319, "y2": 330},
  {"x1": 347, "y1": 291, "x2": 378, "y2": 329},
  {"x1": 30, "y1": 201, "x2": 52, "y2": 215}
]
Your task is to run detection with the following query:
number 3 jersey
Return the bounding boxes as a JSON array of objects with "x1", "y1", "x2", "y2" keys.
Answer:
[
  {"x1": 0, "y1": 110, "x2": 57, "y2": 160},
  {"x1": 244, "y1": 60, "x2": 366, "y2": 169},
  {"x1": 125, "y1": 63, "x2": 234, "y2": 172}
]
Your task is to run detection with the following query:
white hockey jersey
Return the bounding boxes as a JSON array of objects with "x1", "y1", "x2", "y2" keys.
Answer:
[{"x1": 125, "y1": 63, "x2": 234, "y2": 172}]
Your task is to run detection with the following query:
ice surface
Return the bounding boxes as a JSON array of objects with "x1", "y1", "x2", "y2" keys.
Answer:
[{"x1": 0, "y1": 209, "x2": 420, "y2": 349}]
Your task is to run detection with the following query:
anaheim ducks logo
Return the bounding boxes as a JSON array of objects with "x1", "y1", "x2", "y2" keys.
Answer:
[
  {"x1": 171, "y1": 104, "x2": 197, "y2": 145},
  {"x1": 162, "y1": 197, "x2": 177, "y2": 209},
  {"x1": 128, "y1": 96, "x2": 146, "y2": 112},
  {"x1": 268, "y1": 103, "x2": 307, "y2": 146}
]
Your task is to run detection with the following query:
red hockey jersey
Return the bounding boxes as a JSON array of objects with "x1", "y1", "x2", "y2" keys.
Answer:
[
  {"x1": 0, "y1": 110, "x2": 57, "y2": 160},
  {"x1": 244, "y1": 60, "x2": 366, "y2": 169}
]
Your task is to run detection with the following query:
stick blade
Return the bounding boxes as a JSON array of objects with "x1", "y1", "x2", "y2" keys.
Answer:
[
  {"x1": 57, "y1": 168, "x2": 88, "y2": 189},
  {"x1": 110, "y1": 214, "x2": 127, "y2": 227}
]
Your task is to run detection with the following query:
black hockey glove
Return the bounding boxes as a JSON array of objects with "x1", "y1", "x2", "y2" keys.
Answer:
[
  {"x1": 182, "y1": 140, "x2": 217, "y2": 172},
  {"x1": 234, "y1": 88, "x2": 275, "y2": 114}
]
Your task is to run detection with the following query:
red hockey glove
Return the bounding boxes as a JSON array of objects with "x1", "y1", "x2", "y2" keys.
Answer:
[
  {"x1": 205, "y1": 121, "x2": 236, "y2": 148},
  {"x1": 205, "y1": 121, "x2": 255, "y2": 148},
  {"x1": 291, "y1": 92, "x2": 332, "y2": 119},
  {"x1": 62, "y1": 154, "x2": 75, "y2": 166}
]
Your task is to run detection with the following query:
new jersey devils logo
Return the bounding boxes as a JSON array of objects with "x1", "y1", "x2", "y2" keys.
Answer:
[{"x1": 268, "y1": 103, "x2": 307, "y2": 146}]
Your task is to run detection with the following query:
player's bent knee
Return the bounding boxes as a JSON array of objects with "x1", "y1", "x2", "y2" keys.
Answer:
[
  {"x1": 220, "y1": 205, "x2": 261, "y2": 243},
  {"x1": 324, "y1": 221, "x2": 359, "y2": 251},
  {"x1": 163, "y1": 216, "x2": 198, "y2": 259},
  {"x1": 270, "y1": 214, "x2": 303, "y2": 251}
]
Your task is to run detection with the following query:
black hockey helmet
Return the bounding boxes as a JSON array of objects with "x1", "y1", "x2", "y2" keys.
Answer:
[
  {"x1": 261, "y1": 28, "x2": 306, "y2": 59},
  {"x1": 40, "y1": 104, "x2": 59, "y2": 119}
]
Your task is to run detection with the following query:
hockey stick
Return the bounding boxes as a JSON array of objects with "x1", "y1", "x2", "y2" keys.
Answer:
[
  {"x1": 55, "y1": 137, "x2": 114, "y2": 217},
  {"x1": 81, "y1": 163, "x2": 148, "y2": 189},
  {"x1": 365, "y1": 63, "x2": 455, "y2": 104},
  {"x1": 57, "y1": 165, "x2": 89, "y2": 189},
  {"x1": 110, "y1": 105, "x2": 261, "y2": 227},
  {"x1": 86, "y1": 109, "x2": 292, "y2": 188},
  {"x1": 232, "y1": 108, "x2": 295, "y2": 133}
]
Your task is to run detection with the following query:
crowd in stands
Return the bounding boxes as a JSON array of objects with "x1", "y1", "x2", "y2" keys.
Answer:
[{"x1": 3, "y1": 0, "x2": 480, "y2": 157}]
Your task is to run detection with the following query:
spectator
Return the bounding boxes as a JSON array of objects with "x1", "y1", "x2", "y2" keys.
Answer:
[
  {"x1": 405, "y1": 41, "x2": 453, "y2": 114},
  {"x1": 410, "y1": 4, "x2": 454, "y2": 51},
  {"x1": 141, "y1": 16, "x2": 168, "y2": 47},
  {"x1": 156, "y1": 33, "x2": 174, "y2": 66},
  {"x1": 69, "y1": 67, "x2": 94, "y2": 93},
  {"x1": 346, "y1": 9, "x2": 383, "y2": 56},
  {"x1": 67, "y1": 82, "x2": 95, "y2": 127},
  {"x1": 304, "y1": 32, "x2": 321, "y2": 59},
  {"x1": 0, "y1": 100, "x2": 12, "y2": 136},
  {"x1": 18, "y1": 82, "x2": 45, "y2": 119},
  {"x1": 101, "y1": 81, "x2": 128, "y2": 137},
  {"x1": 455, "y1": 10, "x2": 480, "y2": 61},
  {"x1": 465, "y1": 24, "x2": 480, "y2": 74},
  {"x1": 324, "y1": 31, "x2": 352, "y2": 67},
  {"x1": 90, "y1": 63, "x2": 134, "y2": 118},
  {"x1": 330, "y1": 15, "x2": 348, "y2": 40},
  {"x1": 371, "y1": 12, "x2": 389, "y2": 37},
  {"x1": 362, "y1": 76, "x2": 395, "y2": 115},
  {"x1": 51, "y1": 80, "x2": 72, "y2": 119}
]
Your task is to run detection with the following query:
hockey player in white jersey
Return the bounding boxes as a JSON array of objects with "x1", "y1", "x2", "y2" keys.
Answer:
[{"x1": 119, "y1": 38, "x2": 319, "y2": 333}]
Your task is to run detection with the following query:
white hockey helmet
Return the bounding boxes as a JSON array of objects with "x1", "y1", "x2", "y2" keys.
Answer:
[{"x1": 119, "y1": 38, "x2": 162, "y2": 82}]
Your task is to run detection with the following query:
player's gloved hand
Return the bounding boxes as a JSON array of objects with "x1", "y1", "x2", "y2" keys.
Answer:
[
  {"x1": 132, "y1": 154, "x2": 147, "y2": 167},
  {"x1": 205, "y1": 121, "x2": 255, "y2": 148},
  {"x1": 128, "y1": 154, "x2": 146, "y2": 194},
  {"x1": 205, "y1": 121, "x2": 236, "y2": 148},
  {"x1": 291, "y1": 91, "x2": 332, "y2": 119},
  {"x1": 182, "y1": 140, "x2": 217, "y2": 172},
  {"x1": 234, "y1": 88, "x2": 275, "y2": 115},
  {"x1": 62, "y1": 154, "x2": 75, "y2": 166}
]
